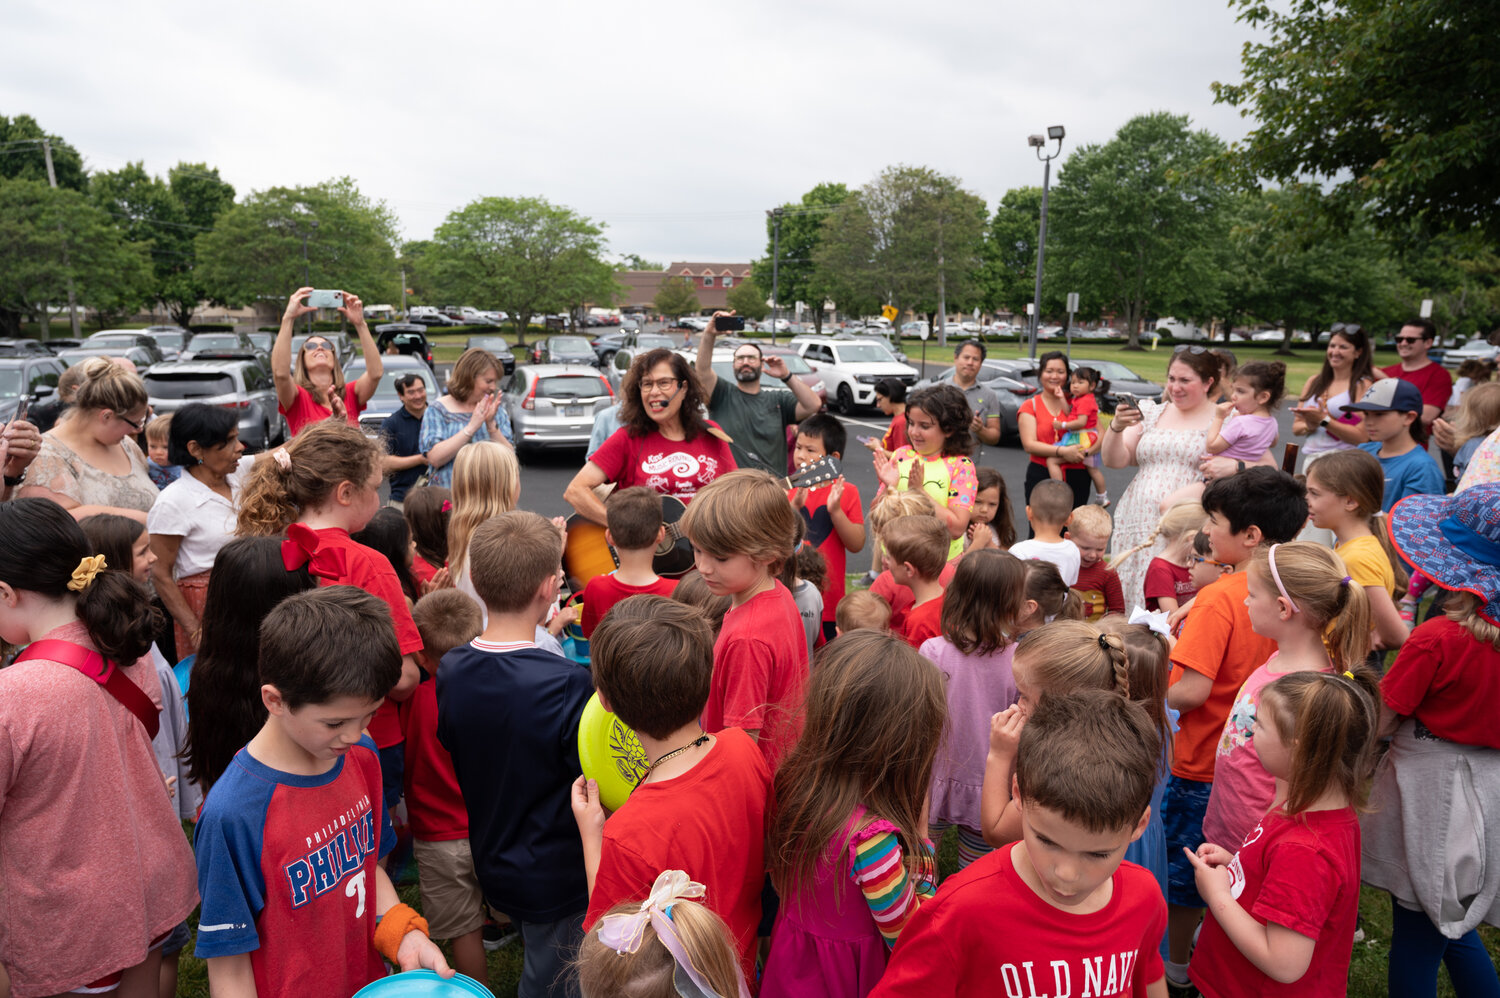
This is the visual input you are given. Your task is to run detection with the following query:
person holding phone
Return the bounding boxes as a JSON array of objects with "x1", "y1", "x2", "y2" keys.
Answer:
[
  {"x1": 0, "y1": 400, "x2": 41, "y2": 502},
  {"x1": 272, "y1": 286, "x2": 384, "y2": 437},
  {"x1": 419, "y1": 347, "x2": 513, "y2": 488},
  {"x1": 694, "y1": 310, "x2": 820, "y2": 475}
]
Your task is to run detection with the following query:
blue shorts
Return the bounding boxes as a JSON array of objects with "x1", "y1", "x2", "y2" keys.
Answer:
[{"x1": 1162, "y1": 775, "x2": 1212, "y2": 908}]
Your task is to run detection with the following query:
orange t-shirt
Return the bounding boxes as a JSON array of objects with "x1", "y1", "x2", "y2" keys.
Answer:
[{"x1": 1167, "y1": 571, "x2": 1276, "y2": 783}]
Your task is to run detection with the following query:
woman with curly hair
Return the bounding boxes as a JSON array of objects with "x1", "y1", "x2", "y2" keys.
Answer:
[{"x1": 564, "y1": 348, "x2": 737, "y2": 526}]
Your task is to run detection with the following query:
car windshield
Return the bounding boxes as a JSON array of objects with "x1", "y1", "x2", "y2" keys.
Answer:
[
  {"x1": 638, "y1": 335, "x2": 675, "y2": 350},
  {"x1": 248, "y1": 333, "x2": 273, "y2": 351},
  {"x1": 144, "y1": 372, "x2": 236, "y2": 399},
  {"x1": 536, "y1": 376, "x2": 608, "y2": 400},
  {"x1": 553, "y1": 337, "x2": 591, "y2": 351},
  {"x1": 469, "y1": 337, "x2": 509, "y2": 352},
  {"x1": 192, "y1": 335, "x2": 240, "y2": 351},
  {"x1": 837, "y1": 344, "x2": 896, "y2": 363},
  {"x1": 0, "y1": 370, "x2": 23, "y2": 398},
  {"x1": 347, "y1": 364, "x2": 436, "y2": 399},
  {"x1": 151, "y1": 332, "x2": 186, "y2": 350}
]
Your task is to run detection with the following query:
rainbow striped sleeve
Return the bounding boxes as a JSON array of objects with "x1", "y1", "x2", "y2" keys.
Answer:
[{"x1": 849, "y1": 826, "x2": 937, "y2": 949}]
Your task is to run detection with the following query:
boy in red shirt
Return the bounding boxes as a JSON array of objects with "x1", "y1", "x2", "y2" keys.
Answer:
[
  {"x1": 579, "y1": 486, "x2": 679, "y2": 638},
  {"x1": 1161, "y1": 467, "x2": 1307, "y2": 991},
  {"x1": 681, "y1": 468, "x2": 809, "y2": 772},
  {"x1": 406, "y1": 589, "x2": 488, "y2": 986},
  {"x1": 871, "y1": 689, "x2": 1167, "y2": 997},
  {"x1": 789, "y1": 413, "x2": 867, "y2": 643},
  {"x1": 571, "y1": 594, "x2": 772, "y2": 984},
  {"x1": 1066, "y1": 504, "x2": 1124, "y2": 621},
  {"x1": 882, "y1": 513, "x2": 951, "y2": 649}
]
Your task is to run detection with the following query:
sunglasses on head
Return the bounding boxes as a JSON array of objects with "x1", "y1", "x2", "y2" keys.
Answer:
[{"x1": 1173, "y1": 344, "x2": 1210, "y2": 355}]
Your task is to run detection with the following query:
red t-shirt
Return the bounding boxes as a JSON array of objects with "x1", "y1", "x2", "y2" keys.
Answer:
[
  {"x1": 1143, "y1": 558, "x2": 1195, "y2": 611},
  {"x1": 280, "y1": 382, "x2": 363, "y2": 438},
  {"x1": 400, "y1": 675, "x2": 467, "y2": 841},
  {"x1": 579, "y1": 572, "x2": 679, "y2": 639},
  {"x1": 703, "y1": 583, "x2": 809, "y2": 772},
  {"x1": 1070, "y1": 391, "x2": 1100, "y2": 432},
  {"x1": 584, "y1": 728, "x2": 772, "y2": 983},
  {"x1": 1168, "y1": 572, "x2": 1276, "y2": 783},
  {"x1": 871, "y1": 847, "x2": 1166, "y2": 998},
  {"x1": 1381, "y1": 361, "x2": 1452, "y2": 425},
  {"x1": 871, "y1": 560, "x2": 959, "y2": 634},
  {"x1": 1019, "y1": 395, "x2": 1084, "y2": 469},
  {"x1": 901, "y1": 595, "x2": 944, "y2": 649},
  {"x1": 1191, "y1": 809, "x2": 1362, "y2": 998},
  {"x1": 589, "y1": 427, "x2": 737, "y2": 504},
  {"x1": 882, "y1": 411, "x2": 910, "y2": 453},
  {"x1": 1382, "y1": 616, "x2": 1500, "y2": 749},
  {"x1": 411, "y1": 554, "x2": 440, "y2": 587},
  {"x1": 303, "y1": 527, "x2": 423, "y2": 748},
  {"x1": 793, "y1": 480, "x2": 865, "y2": 624},
  {"x1": 1073, "y1": 561, "x2": 1123, "y2": 621}
]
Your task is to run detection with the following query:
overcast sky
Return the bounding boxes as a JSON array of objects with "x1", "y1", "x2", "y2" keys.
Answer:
[{"x1": 4, "y1": 0, "x2": 1261, "y2": 265}]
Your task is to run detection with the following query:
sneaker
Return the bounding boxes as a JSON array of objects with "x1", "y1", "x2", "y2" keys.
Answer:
[
  {"x1": 1095, "y1": 496, "x2": 1111, "y2": 509},
  {"x1": 482, "y1": 920, "x2": 519, "y2": 952},
  {"x1": 1166, "y1": 981, "x2": 1200, "y2": 998}
]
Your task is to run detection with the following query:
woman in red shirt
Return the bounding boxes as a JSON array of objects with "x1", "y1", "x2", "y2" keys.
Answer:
[
  {"x1": 1017, "y1": 352, "x2": 1088, "y2": 510},
  {"x1": 271, "y1": 287, "x2": 384, "y2": 436}
]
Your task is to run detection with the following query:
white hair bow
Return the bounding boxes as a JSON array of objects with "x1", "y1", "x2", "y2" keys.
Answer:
[
  {"x1": 595, "y1": 870, "x2": 749, "y2": 998},
  {"x1": 1128, "y1": 606, "x2": 1172, "y2": 638}
]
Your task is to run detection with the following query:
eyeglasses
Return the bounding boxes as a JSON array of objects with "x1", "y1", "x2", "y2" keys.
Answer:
[
  {"x1": 1193, "y1": 555, "x2": 1232, "y2": 571},
  {"x1": 640, "y1": 378, "x2": 683, "y2": 393},
  {"x1": 733, "y1": 354, "x2": 761, "y2": 363},
  {"x1": 1394, "y1": 336, "x2": 1428, "y2": 345},
  {"x1": 304, "y1": 340, "x2": 332, "y2": 352},
  {"x1": 115, "y1": 411, "x2": 151, "y2": 432}
]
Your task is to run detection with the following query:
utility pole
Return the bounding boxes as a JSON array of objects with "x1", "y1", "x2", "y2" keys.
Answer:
[
  {"x1": 401, "y1": 267, "x2": 408, "y2": 317},
  {"x1": 1027, "y1": 126, "x2": 1066, "y2": 360},
  {"x1": 768, "y1": 208, "x2": 783, "y2": 346},
  {"x1": 41, "y1": 140, "x2": 81, "y2": 338},
  {"x1": 936, "y1": 215, "x2": 947, "y2": 348}
]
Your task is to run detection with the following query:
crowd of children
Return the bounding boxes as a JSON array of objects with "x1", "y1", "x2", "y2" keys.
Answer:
[{"x1": 4, "y1": 353, "x2": 1500, "y2": 998}]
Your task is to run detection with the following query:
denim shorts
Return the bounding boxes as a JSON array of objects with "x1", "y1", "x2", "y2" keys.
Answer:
[{"x1": 1162, "y1": 774, "x2": 1213, "y2": 908}]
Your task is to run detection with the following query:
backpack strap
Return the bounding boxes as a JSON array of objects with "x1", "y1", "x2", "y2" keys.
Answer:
[{"x1": 15, "y1": 639, "x2": 160, "y2": 740}]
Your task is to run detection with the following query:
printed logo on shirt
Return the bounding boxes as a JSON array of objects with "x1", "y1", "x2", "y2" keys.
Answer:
[
  {"x1": 284, "y1": 796, "x2": 377, "y2": 909},
  {"x1": 640, "y1": 451, "x2": 721, "y2": 497},
  {"x1": 1227, "y1": 820, "x2": 1263, "y2": 901},
  {"x1": 997, "y1": 950, "x2": 1140, "y2": 997}
]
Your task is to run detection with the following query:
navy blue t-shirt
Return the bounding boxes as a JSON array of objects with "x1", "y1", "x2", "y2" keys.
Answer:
[
  {"x1": 436, "y1": 640, "x2": 593, "y2": 922},
  {"x1": 382, "y1": 406, "x2": 425, "y2": 502}
]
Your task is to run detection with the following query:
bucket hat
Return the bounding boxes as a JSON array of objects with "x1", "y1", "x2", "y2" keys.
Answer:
[{"x1": 1388, "y1": 483, "x2": 1500, "y2": 625}]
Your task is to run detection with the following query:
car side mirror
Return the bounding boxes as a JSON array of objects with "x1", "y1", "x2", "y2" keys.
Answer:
[{"x1": 34, "y1": 384, "x2": 55, "y2": 398}]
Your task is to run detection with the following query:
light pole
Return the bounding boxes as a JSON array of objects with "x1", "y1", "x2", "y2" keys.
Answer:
[
  {"x1": 299, "y1": 220, "x2": 319, "y2": 335},
  {"x1": 767, "y1": 208, "x2": 783, "y2": 345},
  {"x1": 1026, "y1": 125, "x2": 1065, "y2": 359}
]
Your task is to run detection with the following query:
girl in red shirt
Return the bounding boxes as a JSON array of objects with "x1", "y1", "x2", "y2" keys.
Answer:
[
  {"x1": 401, "y1": 484, "x2": 452, "y2": 588},
  {"x1": 1185, "y1": 670, "x2": 1379, "y2": 997}
]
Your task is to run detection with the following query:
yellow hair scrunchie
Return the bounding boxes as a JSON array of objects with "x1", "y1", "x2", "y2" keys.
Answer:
[{"x1": 67, "y1": 554, "x2": 107, "y2": 592}]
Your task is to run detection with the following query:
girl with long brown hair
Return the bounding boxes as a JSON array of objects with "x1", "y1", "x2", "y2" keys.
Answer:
[{"x1": 761, "y1": 630, "x2": 947, "y2": 996}]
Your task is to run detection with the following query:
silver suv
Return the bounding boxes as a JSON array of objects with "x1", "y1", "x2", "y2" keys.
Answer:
[{"x1": 143, "y1": 360, "x2": 288, "y2": 452}]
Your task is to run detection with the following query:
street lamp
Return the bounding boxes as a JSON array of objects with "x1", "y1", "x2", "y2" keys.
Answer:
[
  {"x1": 298, "y1": 220, "x2": 319, "y2": 335},
  {"x1": 766, "y1": 208, "x2": 783, "y2": 345},
  {"x1": 1027, "y1": 125, "x2": 1065, "y2": 359}
]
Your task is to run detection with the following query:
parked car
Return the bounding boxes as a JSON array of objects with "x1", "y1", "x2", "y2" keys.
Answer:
[
  {"x1": 1442, "y1": 336, "x2": 1500, "y2": 369},
  {"x1": 985, "y1": 356, "x2": 1161, "y2": 414},
  {"x1": 532, "y1": 335, "x2": 596, "y2": 366},
  {"x1": 0, "y1": 338, "x2": 56, "y2": 358},
  {"x1": 915, "y1": 360, "x2": 1041, "y2": 443},
  {"x1": 56, "y1": 346, "x2": 159, "y2": 369},
  {"x1": 788, "y1": 337, "x2": 919, "y2": 413},
  {"x1": 142, "y1": 360, "x2": 287, "y2": 452},
  {"x1": 505, "y1": 364, "x2": 615, "y2": 454},
  {"x1": 142, "y1": 325, "x2": 190, "y2": 360},
  {"x1": 667, "y1": 346, "x2": 826, "y2": 409},
  {"x1": 0, "y1": 356, "x2": 66, "y2": 431},
  {"x1": 344, "y1": 357, "x2": 441, "y2": 436},
  {"x1": 82, "y1": 331, "x2": 165, "y2": 366},
  {"x1": 590, "y1": 331, "x2": 677, "y2": 367},
  {"x1": 463, "y1": 335, "x2": 517, "y2": 376},
  {"x1": 248, "y1": 332, "x2": 274, "y2": 353},
  {"x1": 373, "y1": 324, "x2": 434, "y2": 370},
  {"x1": 181, "y1": 331, "x2": 266, "y2": 367},
  {"x1": 407, "y1": 312, "x2": 463, "y2": 327}
]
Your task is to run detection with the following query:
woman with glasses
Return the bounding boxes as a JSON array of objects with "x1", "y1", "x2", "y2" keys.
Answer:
[
  {"x1": 564, "y1": 348, "x2": 736, "y2": 526},
  {"x1": 271, "y1": 286, "x2": 383, "y2": 437},
  {"x1": 418, "y1": 347, "x2": 513, "y2": 488},
  {"x1": 20, "y1": 357, "x2": 159, "y2": 522}
]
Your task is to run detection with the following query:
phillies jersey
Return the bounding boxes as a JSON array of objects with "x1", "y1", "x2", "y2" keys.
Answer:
[{"x1": 193, "y1": 736, "x2": 396, "y2": 998}]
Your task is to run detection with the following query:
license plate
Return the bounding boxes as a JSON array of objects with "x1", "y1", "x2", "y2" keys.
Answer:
[{"x1": 564, "y1": 404, "x2": 584, "y2": 417}]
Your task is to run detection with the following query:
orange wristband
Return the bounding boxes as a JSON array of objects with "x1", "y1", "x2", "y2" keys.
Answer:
[{"x1": 374, "y1": 902, "x2": 430, "y2": 964}]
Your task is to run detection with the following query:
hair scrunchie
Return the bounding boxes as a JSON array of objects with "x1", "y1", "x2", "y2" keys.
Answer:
[
  {"x1": 68, "y1": 554, "x2": 107, "y2": 592},
  {"x1": 1097, "y1": 633, "x2": 1111, "y2": 651},
  {"x1": 271, "y1": 447, "x2": 292, "y2": 471}
]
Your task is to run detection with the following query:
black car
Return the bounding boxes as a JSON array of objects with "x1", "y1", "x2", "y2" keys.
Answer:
[
  {"x1": 532, "y1": 335, "x2": 597, "y2": 366},
  {"x1": 464, "y1": 335, "x2": 517, "y2": 375},
  {"x1": 0, "y1": 356, "x2": 67, "y2": 431},
  {"x1": 375, "y1": 324, "x2": 436, "y2": 370},
  {"x1": 0, "y1": 338, "x2": 56, "y2": 358}
]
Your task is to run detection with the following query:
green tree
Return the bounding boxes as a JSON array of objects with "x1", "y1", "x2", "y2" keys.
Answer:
[
  {"x1": 0, "y1": 115, "x2": 86, "y2": 192},
  {"x1": 195, "y1": 177, "x2": 400, "y2": 312},
  {"x1": 0, "y1": 178, "x2": 151, "y2": 337},
  {"x1": 653, "y1": 275, "x2": 700, "y2": 322},
  {"x1": 1047, "y1": 113, "x2": 1230, "y2": 348},
  {"x1": 426, "y1": 196, "x2": 609, "y2": 345},
  {"x1": 978, "y1": 187, "x2": 1050, "y2": 315},
  {"x1": 618, "y1": 254, "x2": 663, "y2": 270},
  {"x1": 725, "y1": 276, "x2": 770, "y2": 321},
  {"x1": 752, "y1": 183, "x2": 851, "y2": 334},
  {"x1": 1391, "y1": 226, "x2": 1500, "y2": 342},
  {"x1": 813, "y1": 166, "x2": 987, "y2": 332},
  {"x1": 1214, "y1": 0, "x2": 1500, "y2": 239}
]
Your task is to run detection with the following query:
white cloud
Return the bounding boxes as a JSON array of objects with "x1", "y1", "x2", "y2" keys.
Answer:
[{"x1": 2, "y1": 0, "x2": 1260, "y2": 262}]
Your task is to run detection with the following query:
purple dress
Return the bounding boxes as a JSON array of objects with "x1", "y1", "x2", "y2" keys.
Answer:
[
  {"x1": 760, "y1": 809, "x2": 891, "y2": 998},
  {"x1": 920, "y1": 637, "x2": 1019, "y2": 832}
]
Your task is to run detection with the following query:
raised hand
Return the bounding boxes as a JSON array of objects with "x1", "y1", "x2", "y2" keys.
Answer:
[{"x1": 281, "y1": 287, "x2": 317, "y2": 323}]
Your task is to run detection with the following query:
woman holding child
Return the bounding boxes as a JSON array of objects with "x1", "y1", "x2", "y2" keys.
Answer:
[
  {"x1": 1017, "y1": 351, "x2": 1089, "y2": 508},
  {"x1": 564, "y1": 348, "x2": 736, "y2": 526}
]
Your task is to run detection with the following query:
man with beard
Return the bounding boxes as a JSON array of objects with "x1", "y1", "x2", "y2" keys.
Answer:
[{"x1": 695, "y1": 311, "x2": 821, "y2": 474}]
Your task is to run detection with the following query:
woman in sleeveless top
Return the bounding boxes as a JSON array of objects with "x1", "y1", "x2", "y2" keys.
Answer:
[{"x1": 1291, "y1": 326, "x2": 1375, "y2": 471}]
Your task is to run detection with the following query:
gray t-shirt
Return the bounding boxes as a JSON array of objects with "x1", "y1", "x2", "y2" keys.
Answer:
[
  {"x1": 944, "y1": 377, "x2": 1002, "y2": 428},
  {"x1": 708, "y1": 377, "x2": 800, "y2": 475}
]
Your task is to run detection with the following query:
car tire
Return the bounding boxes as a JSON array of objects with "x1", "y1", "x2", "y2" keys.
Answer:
[{"x1": 836, "y1": 383, "x2": 855, "y2": 414}]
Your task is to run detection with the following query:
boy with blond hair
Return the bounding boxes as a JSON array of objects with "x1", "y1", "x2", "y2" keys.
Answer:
[
  {"x1": 836, "y1": 590, "x2": 892, "y2": 635},
  {"x1": 867, "y1": 489, "x2": 943, "y2": 632},
  {"x1": 881, "y1": 513, "x2": 952, "y2": 649},
  {"x1": 1066, "y1": 504, "x2": 1123, "y2": 621}
]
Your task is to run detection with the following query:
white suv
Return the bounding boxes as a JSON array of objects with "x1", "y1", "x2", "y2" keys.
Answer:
[{"x1": 789, "y1": 337, "x2": 918, "y2": 413}]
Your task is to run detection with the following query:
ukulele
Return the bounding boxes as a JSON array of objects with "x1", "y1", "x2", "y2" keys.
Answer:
[{"x1": 562, "y1": 457, "x2": 844, "y2": 589}]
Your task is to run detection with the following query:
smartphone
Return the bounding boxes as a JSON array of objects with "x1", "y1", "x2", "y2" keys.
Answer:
[
  {"x1": 715, "y1": 315, "x2": 745, "y2": 332},
  {"x1": 1114, "y1": 392, "x2": 1140, "y2": 411},
  {"x1": 12, "y1": 394, "x2": 31, "y2": 425},
  {"x1": 306, "y1": 289, "x2": 343, "y2": 309},
  {"x1": 857, "y1": 435, "x2": 876, "y2": 445}
]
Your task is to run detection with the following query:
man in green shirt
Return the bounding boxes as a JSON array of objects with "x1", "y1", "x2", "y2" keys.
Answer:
[{"x1": 695, "y1": 312, "x2": 822, "y2": 475}]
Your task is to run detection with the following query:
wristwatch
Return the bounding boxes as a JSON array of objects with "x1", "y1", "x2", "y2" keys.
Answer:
[
  {"x1": 780, "y1": 374, "x2": 795, "y2": 384},
  {"x1": 3, "y1": 468, "x2": 25, "y2": 488},
  {"x1": 1319, "y1": 417, "x2": 1331, "y2": 428}
]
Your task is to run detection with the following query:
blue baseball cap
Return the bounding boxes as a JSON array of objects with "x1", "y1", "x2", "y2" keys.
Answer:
[
  {"x1": 1388, "y1": 483, "x2": 1500, "y2": 626},
  {"x1": 1345, "y1": 378, "x2": 1425, "y2": 414}
]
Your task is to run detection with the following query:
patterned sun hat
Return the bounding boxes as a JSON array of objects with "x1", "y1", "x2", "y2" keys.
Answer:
[{"x1": 1388, "y1": 483, "x2": 1500, "y2": 626}]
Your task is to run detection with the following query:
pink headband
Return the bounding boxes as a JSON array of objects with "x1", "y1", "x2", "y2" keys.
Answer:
[{"x1": 1267, "y1": 544, "x2": 1300, "y2": 613}]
